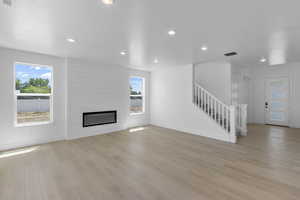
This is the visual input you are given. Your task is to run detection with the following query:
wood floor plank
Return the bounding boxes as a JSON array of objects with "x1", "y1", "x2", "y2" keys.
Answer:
[{"x1": 0, "y1": 124, "x2": 300, "y2": 200}]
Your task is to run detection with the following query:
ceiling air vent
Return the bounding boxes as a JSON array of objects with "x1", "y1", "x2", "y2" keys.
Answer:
[
  {"x1": 224, "y1": 52, "x2": 238, "y2": 57},
  {"x1": 3, "y1": 0, "x2": 12, "y2": 7}
]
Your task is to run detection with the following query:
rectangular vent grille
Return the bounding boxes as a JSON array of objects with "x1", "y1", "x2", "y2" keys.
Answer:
[
  {"x1": 224, "y1": 52, "x2": 238, "y2": 56},
  {"x1": 83, "y1": 111, "x2": 117, "y2": 127}
]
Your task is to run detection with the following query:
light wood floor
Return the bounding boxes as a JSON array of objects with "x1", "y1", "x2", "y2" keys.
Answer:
[{"x1": 0, "y1": 124, "x2": 300, "y2": 200}]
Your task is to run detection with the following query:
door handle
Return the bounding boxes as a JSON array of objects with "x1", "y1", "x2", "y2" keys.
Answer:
[{"x1": 265, "y1": 102, "x2": 268, "y2": 109}]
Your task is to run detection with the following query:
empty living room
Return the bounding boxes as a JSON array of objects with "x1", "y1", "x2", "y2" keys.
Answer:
[{"x1": 1, "y1": 0, "x2": 300, "y2": 199}]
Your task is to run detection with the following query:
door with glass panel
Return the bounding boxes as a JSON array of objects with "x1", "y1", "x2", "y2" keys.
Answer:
[{"x1": 265, "y1": 77, "x2": 289, "y2": 126}]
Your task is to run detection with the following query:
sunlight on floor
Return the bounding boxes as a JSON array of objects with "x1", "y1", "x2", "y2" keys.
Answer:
[
  {"x1": 129, "y1": 127, "x2": 147, "y2": 133},
  {"x1": 0, "y1": 146, "x2": 40, "y2": 159}
]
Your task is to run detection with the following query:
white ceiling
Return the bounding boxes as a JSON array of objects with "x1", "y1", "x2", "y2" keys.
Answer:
[{"x1": 1, "y1": 0, "x2": 300, "y2": 70}]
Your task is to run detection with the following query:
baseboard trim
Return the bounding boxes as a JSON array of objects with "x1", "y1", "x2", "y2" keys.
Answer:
[
  {"x1": 0, "y1": 124, "x2": 152, "y2": 151},
  {"x1": 67, "y1": 127, "x2": 126, "y2": 140},
  {"x1": 0, "y1": 136, "x2": 64, "y2": 152},
  {"x1": 150, "y1": 123, "x2": 231, "y2": 143}
]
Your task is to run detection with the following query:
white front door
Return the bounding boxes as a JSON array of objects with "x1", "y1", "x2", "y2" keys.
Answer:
[{"x1": 265, "y1": 77, "x2": 289, "y2": 126}]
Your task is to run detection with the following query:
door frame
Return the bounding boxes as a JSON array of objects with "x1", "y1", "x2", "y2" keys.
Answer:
[{"x1": 264, "y1": 76, "x2": 290, "y2": 127}]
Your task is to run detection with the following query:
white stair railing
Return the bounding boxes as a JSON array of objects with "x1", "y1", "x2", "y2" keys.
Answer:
[{"x1": 193, "y1": 82, "x2": 245, "y2": 143}]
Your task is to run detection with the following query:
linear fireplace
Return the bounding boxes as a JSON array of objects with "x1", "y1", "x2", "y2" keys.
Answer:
[{"x1": 83, "y1": 110, "x2": 117, "y2": 127}]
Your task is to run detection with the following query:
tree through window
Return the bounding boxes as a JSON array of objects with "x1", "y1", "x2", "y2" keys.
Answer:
[
  {"x1": 129, "y1": 77, "x2": 144, "y2": 114},
  {"x1": 15, "y1": 63, "x2": 53, "y2": 126}
]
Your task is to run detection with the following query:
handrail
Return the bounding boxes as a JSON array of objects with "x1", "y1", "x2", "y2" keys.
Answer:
[
  {"x1": 193, "y1": 82, "x2": 239, "y2": 143},
  {"x1": 194, "y1": 82, "x2": 228, "y2": 109}
]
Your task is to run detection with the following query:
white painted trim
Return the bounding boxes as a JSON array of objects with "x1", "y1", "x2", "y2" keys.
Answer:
[
  {"x1": 264, "y1": 76, "x2": 290, "y2": 126},
  {"x1": 150, "y1": 123, "x2": 231, "y2": 143},
  {"x1": 16, "y1": 93, "x2": 51, "y2": 96},
  {"x1": 67, "y1": 127, "x2": 125, "y2": 140},
  {"x1": 129, "y1": 76, "x2": 145, "y2": 115},
  {"x1": 14, "y1": 121, "x2": 53, "y2": 128},
  {"x1": 0, "y1": 135, "x2": 64, "y2": 152},
  {"x1": 64, "y1": 58, "x2": 69, "y2": 140},
  {"x1": 194, "y1": 82, "x2": 228, "y2": 108},
  {"x1": 130, "y1": 112, "x2": 145, "y2": 116},
  {"x1": 13, "y1": 62, "x2": 54, "y2": 127}
]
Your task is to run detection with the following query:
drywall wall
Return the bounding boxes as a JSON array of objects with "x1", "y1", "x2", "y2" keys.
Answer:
[
  {"x1": 194, "y1": 61, "x2": 232, "y2": 105},
  {"x1": 66, "y1": 59, "x2": 150, "y2": 139},
  {"x1": 150, "y1": 65, "x2": 232, "y2": 142},
  {"x1": 250, "y1": 62, "x2": 300, "y2": 128},
  {"x1": 0, "y1": 47, "x2": 67, "y2": 151},
  {"x1": 0, "y1": 47, "x2": 151, "y2": 150},
  {"x1": 231, "y1": 64, "x2": 253, "y2": 123}
]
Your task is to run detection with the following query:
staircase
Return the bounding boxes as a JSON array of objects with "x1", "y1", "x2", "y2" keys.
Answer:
[{"x1": 193, "y1": 82, "x2": 247, "y2": 143}]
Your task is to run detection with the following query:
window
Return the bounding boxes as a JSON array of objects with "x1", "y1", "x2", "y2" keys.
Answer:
[
  {"x1": 129, "y1": 77, "x2": 145, "y2": 114},
  {"x1": 15, "y1": 63, "x2": 53, "y2": 126}
]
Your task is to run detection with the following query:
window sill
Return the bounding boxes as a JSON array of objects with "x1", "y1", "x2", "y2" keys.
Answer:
[
  {"x1": 15, "y1": 121, "x2": 53, "y2": 128},
  {"x1": 130, "y1": 112, "x2": 145, "y2": 116}
]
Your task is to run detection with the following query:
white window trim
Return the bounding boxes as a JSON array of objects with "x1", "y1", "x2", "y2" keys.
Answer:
[
  {"x1": 129, "y1": 76, "x2": 145, "y2": 115},
  {"x1": 14, "y1": 62, "x2": 54, "y2": 127}
]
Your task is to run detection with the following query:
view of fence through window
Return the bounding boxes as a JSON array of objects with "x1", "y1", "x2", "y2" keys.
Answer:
[
  {"x1": 15, "y1": 63, "x2": 52, "y2": 125},
  {"x1": 130, "y1": 77, "x2": 144, "y2": 114}
]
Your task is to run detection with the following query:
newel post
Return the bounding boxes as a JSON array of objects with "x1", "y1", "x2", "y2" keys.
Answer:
[
  {"x1": 229, "y1": 105, "x2": 237, "y2": 143},
  {"x1": 241, "y1": 104, "x2": 248, "y2": 136}
]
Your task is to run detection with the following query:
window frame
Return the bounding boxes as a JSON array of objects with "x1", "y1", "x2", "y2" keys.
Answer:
[
  {"x1": 14, "y1": 62, "x2": 54, "y2": 127},
  {"x1": 129, "y1": 76, "x2": 145, "y2": 115}
]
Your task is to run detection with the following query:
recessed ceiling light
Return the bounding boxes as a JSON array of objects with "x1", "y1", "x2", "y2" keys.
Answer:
[
  {"x1": 168, "y1": 30, "x2": 176, "y2": 36},
  {"x1": 154, "y1": 58, "x2": 159, "y2": 64},
  {"x1": 201, "y1": 46, "x2": 208, "y2": 51},
  {"x1": 260, "y1": 57, "x2": 267, "y2": 63},
  {"x1": 66, "y1": 38, "x2": 76, "y2": 43},
  {"x1": 102, "y1": 0, "x2": 114, "y2": 5},
  {"x1": 120, "y1": 51, "x2": 127, "y2": 55}
]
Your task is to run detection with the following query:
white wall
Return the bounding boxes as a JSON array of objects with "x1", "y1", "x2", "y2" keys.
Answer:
[
  {"x1": 67, "y1": 59, "x2": 150, "y2": 139},
  {"x1": 0, "y1": 47, "x2": 150, "y2": 150},
  {"x1": 250, "y1": 63, "x2": 300, "y2": 128},
  {"x1": 150, "y1": 65, "x2": 232, "y2": 143},
  {"x1": 0, "y1": 47, "x2": 67, "y2": 151},
  {"x1": 231, "y1": 64, "x2": 253, "y2": 123},
  {"x1": 194, "y1": 61, "x2": 232, "y2": 104}
]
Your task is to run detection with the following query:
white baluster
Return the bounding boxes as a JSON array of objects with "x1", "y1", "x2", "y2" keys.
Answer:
[
  {"x1": 220, "y1": 105, "x2": 223, "y2": 127},
  {"x1": 208, "y1": 96, "x2": 211, "y2": 116},
  {"x1": 206, "y1": 94, "x2": 208, "y2": 113},
  {"x1": 204, "y1": 92, "x2": 207, "y2": 112},
  {"x1": 213, "y1": 99, "x2": 216, "y2": 120},
  {"x1": 194, "y1": 85, "x2": 197, "y2": 105},
  {"x1": 229, "y1": 105, "x2": 237, "y2": 143},
  {"x1": 218, "y1": 103, "x2": 221, "y2": 124},
  {"x1": 201, "y1": 90, "x2": 204, "y2": 110},
  {"x1": 216, "y1": 102, "x2": 218, "y2": 121},
  {"x1": 227, "y1": 108, "x2": 230, "y2": 132},
  {"x1": 223, "y1": 106, "x2": 226, "y2": 129},
  {"x1": 197, "y1": 87, "x2": 200, "y2": 106},
  {"x1": 241, "y1": 104, "x2": 248, "y2": 136}
]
